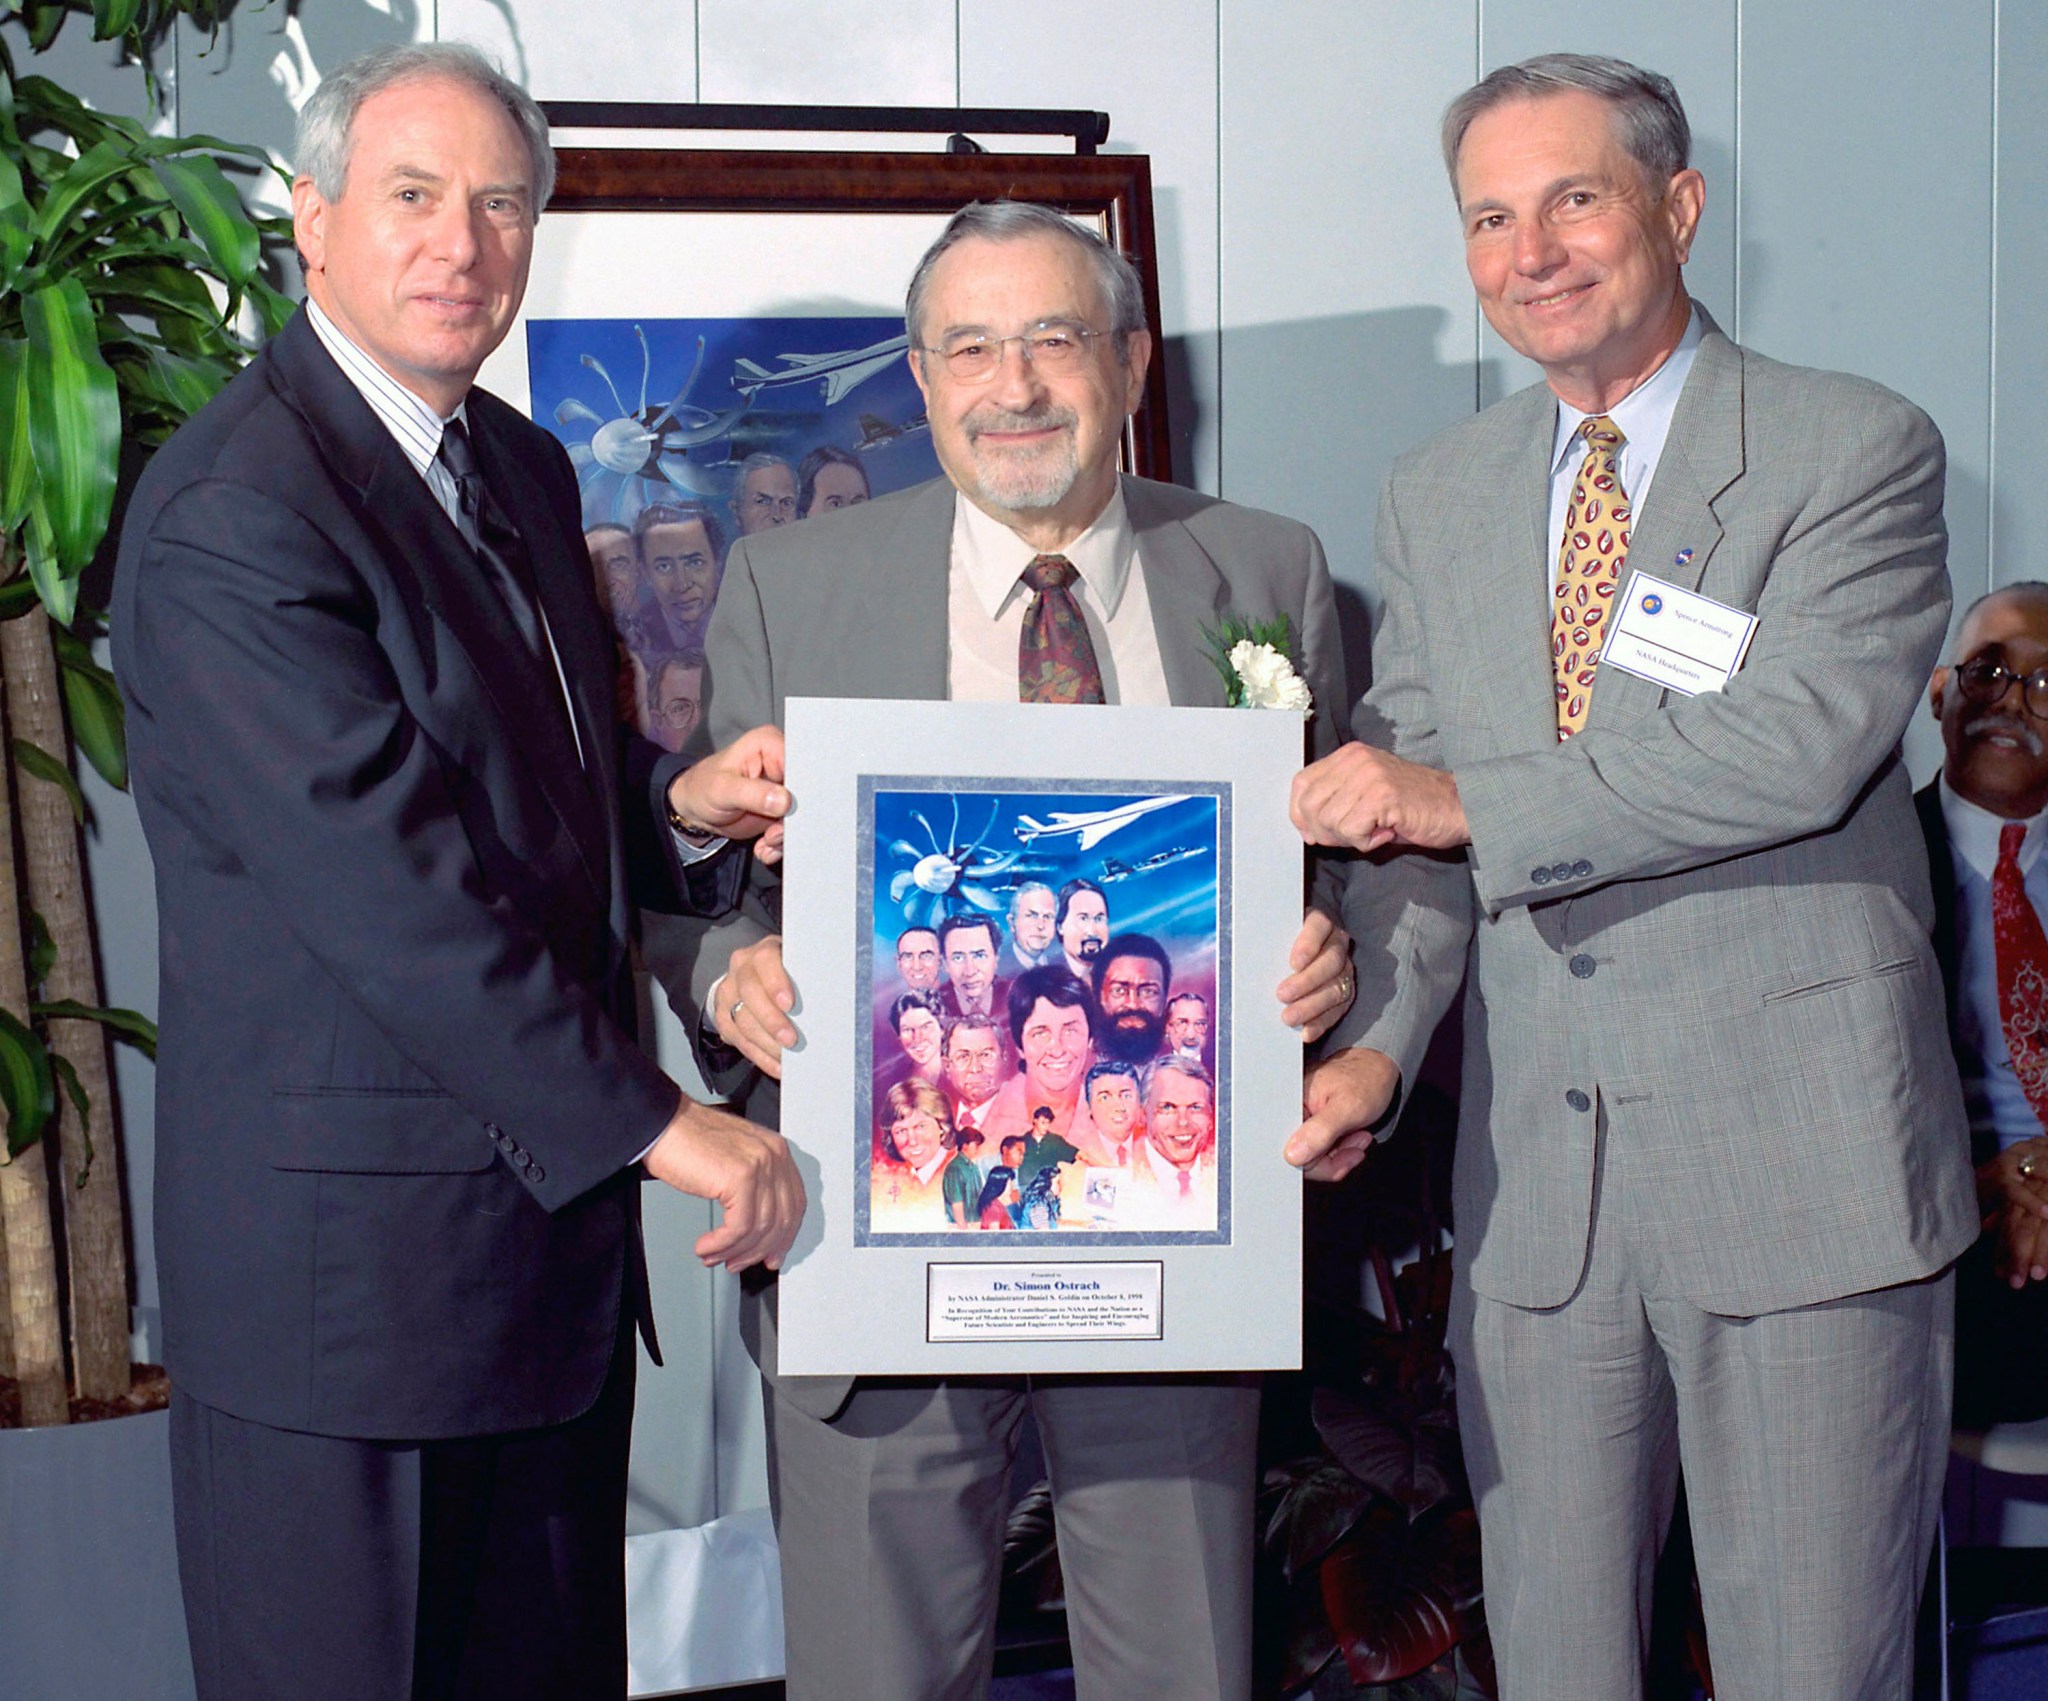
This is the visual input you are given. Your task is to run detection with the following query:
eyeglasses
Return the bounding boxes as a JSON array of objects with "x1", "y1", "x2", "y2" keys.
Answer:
[
  {"x1": 920, "y1": 320, "x2": 1108, "y2": 383},
  {"x1": 1956, "y1": 656, "x2": 2048, "y2": 719}
]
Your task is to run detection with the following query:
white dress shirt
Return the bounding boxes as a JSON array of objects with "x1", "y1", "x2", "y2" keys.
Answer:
[
  {"x1": 947, "y1": 482, "x2": 1171, "y2": 706},
  {"x1": 1543, "y1": 306, "x2": 1703, "y2": 599},
  {"x1": 1941, "y1": 775, "x2": 2048, "y2": 1152}
]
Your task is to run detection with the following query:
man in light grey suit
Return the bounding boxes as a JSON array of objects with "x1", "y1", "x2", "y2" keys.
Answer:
[
  {"x1": 654, "y1": 201, "x2": 1355, "y2": 1701},
  {"x1": 1286, "y1": 55, "x2": 1977, "y2": 1699}
]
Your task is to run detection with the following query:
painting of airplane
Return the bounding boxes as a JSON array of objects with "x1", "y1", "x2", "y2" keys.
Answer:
[
  {"x1": 525, "y1": 316, "x2": 943, "y2": 533},
  {"x1": 731, "y1": 333, "x2": 909, "y2": 406},
  {"x1": 1012, "y1": 794, "x2": 1190, "y2": 851},
  {"x1": 1098, "y1": 844, "x2": 1211, "y2": 884}
]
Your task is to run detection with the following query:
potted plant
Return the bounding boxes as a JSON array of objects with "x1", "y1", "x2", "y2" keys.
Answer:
[
  {"x1": 0, "y1": 0, "x2": 287, "y2": 1428},
  {"x1": 1256, "y1": 1079, "x2": 1496, "y2": 1701},
  {"x1": 0, "y1": 6, "x2": 287, "y2": 1688}
]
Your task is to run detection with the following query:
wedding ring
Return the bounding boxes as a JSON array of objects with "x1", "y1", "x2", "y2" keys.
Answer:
[
  {"x1": 2023, "y1": 1154, "x2": 2037, "y2": 1179},
  {"x1": 730, "y1": 997, "x2": 746, "y2": 1024},
  {"x1": 1337, "y1": 975, "x2": 1353, "y2": 1000}
]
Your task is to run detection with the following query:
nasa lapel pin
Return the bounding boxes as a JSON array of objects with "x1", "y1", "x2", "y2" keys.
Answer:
[{"x1": 1674, "y1": 548, "x2": 1694, "y2": 568}]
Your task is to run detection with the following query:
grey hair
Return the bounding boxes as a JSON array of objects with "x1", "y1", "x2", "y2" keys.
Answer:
[
  {"x1": 904, "y1": 200, "x2": 1147, "y2": 363},
  {"x1": 1143, "y1": 1053, "x2": 1214, "y2": 1101},
  {"x1": 1441, "y1": 53, "x2": 1690, "y2": 198},
  {"x1": 295, "y1": 42, "x2": 555, "y2": 213}
]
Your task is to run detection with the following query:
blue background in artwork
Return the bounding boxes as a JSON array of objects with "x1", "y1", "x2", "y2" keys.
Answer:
[
  {"x1": 525, "y1": 314, "x2": 941, "y2": 530},
  {"x1": 872, "y1": 787, "x2": 1220, "y2": 954}
]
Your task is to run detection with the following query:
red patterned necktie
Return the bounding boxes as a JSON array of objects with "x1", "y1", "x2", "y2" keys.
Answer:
[
  {"x1": 1993, "y1": 822, "x2": 2048, "y2": 1128},
  {"x1": 1019, "y1": 554, "x2": 1106, "y2": 704},
  {"x1": 1551, "y1": 415, "x2": 1631, "y2": 740}
]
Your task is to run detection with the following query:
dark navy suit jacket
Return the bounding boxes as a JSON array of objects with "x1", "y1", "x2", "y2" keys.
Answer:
[{"x1": 113, "y1": 308, "x2": 737, "y2": 1440}]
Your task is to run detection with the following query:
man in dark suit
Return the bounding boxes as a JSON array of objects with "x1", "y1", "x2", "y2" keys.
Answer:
[
  {"x1": 1922, "y1": 582, "x2": 2048, "y2": 1426},
  {"x1": 111, "y1": 43, "x2": 802, "y2": 1701},
  {"x1": 650, "y1": 200, "x2": 1358, "y2": 1700}
]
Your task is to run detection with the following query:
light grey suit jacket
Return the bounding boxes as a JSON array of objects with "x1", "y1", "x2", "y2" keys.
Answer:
[
  {"x1": 1332, "y1": 313, "x2": 1977, "y2": 1316},
  {"x1": 649, "y1": 471, "x2": 1349, "y2": 1414}
]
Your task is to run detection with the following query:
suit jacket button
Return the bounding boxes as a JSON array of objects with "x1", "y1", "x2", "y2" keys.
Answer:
[
  {"x1": 1571, "y1": 859, "x2": 1594, "y2": 877},
  {"x1": 1551, "y1": 862, "x2": 1575, "y2": 882},
  {"x1": 527, "y1": 1163, "x2": 545, "y2": 1183},
  {"x1": 1569, "y1": 953, "x2": 1596, "y2": 979},
  {"x1": 488, "y1": 1123, "x2": 512, "y2": 1149},
  {"x1": 1565, "y1": 1088, "x2": 1591, "y2": 1112},
  {"x1": 1531, "y1": 867, "x2": 1552, "y2": 885}
]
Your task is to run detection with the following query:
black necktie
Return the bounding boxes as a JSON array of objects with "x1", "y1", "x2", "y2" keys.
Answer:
[{"x1": 436, "y1": 416, "x2": 546, "y2": 663}]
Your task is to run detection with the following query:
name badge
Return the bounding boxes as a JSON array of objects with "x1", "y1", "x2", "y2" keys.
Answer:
[{"x1": 1599, "y1": 570, "x2": 1757, "y2": 696}]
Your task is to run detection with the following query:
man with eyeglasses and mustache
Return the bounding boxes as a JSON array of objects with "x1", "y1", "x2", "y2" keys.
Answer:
[
  {"x1": 653, "y1": 198, "x2": 1358, "y2": 1701},
  {"x1": 1924, "y1": 582, "x2": 2048, "y2": 1429}
]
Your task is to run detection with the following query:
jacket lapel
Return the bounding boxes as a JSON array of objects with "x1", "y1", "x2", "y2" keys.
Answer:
[
  {"x1": 1123, "y1": 478, "x2": 1231, "y2": 708},
  {"x1": 868, "y1": 477, "x2": 955, "y2": 705},
  {"x1": 1584, "y1": 312, "x2": 1745, "y2": 734},
  {"x1": 269, "y1": 314, "x2": 610, "y2": 911},
  {"x1": 1460, "y1": 385, "x2": 1560, "y2": 751},
  {"x1": 467, "y1": 399, "x2": 618, "y2": 887},
  {"x1": 1626, "y1": 315, "x2": 1742, "y2": 599}
]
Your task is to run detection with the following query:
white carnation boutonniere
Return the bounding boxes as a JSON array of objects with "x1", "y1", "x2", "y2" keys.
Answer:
[{"x1": 1205, "y1": 615, "x2": 1312, "y2": 716}]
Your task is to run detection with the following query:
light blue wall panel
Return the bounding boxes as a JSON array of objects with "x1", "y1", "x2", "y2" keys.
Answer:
[
  {"x1": 699, "y1": 0, "x2": 956, "y2": 106},
  {"x1": 1217, "y1": 0, "x2": 1478, "y2": 654},
  {"x1": 443, "y1": 0, "x2": 699, "y2": 101},
  {"x1": 0, "y1": 15, "x2": 154, "y2": 124},
  {"x1": 1993, "y1": 0, "x2": 2048, "y2": 590},
  {"x1": 1739, "y1": 2, "x2": 1993, "y2": 780},
  {"x1": 172, "y1": 2, "x2": 418, "y2": 173},
  {"x1": 961, "y1": 0, "x2": 1223, "y2": 496},
  {"x1": 1475, "y1": 5, "x2": 1738, "y2": 405}
]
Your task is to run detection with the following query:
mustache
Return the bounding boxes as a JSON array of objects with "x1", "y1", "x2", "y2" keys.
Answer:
[
  {"x1": 964, "y1": 403, "x2": 1079, "y2": 439},
  {"x1": 1965, "y1": 712, "x2": 2045, "y2": 755}
]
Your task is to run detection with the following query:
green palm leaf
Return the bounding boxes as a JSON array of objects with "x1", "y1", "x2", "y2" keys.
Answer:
[{"x1": 22, "y1": 277, "x2": 120, "y2": 575}]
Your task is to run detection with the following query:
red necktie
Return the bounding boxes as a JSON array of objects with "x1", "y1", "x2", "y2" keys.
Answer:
[
  {"x1": 1992, "y1": 822, "x2": 2048, "y2": 1128},
  {"x1": 1019, "y1": 554, "x2": 1106, "y2": 704},
  {"x1": 1178, "y1": 1168, "x2": 1192, "y2": 1198}
]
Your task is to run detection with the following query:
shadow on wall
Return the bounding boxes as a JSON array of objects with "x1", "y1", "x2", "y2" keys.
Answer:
[
  {"x1": 174, "y1": 0, "x2": 521, "y2": 170},
  {"x1": 1215, "y1": 304, "x2": 1473, "y2": 703}
]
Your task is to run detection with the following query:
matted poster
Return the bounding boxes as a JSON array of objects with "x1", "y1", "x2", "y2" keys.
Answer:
[{"x1": 775, "y1": 697, "x2": 1305, "y2": 1376}]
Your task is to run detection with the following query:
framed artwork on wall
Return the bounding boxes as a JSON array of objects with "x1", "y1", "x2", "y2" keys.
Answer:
[{"x1": 472, "y1": 135, "x2": 1170, "y2": 754}]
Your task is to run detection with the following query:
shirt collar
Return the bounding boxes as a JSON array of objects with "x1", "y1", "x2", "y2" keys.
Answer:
[
  {"x1": 1549, "y1": 304, "x2": 1703, "y2": 476},
  {"x1": 954, "y1": 480, "x2": 1137, "y2": 623},
  {"x1": 305, "y1": 297, "x2": 468, "y2": 472},
  {"x1": 1940, "y1": 771, "x2": 2048, "y2": 882},
  {"x1": 1139, "y1": 1139, "x2": 1209, "y2": 1188}
]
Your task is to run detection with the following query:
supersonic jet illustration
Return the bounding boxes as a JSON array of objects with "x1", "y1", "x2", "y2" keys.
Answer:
[{"x1": 1012, "y1": 795, "x2": 1190, "y2": 851}]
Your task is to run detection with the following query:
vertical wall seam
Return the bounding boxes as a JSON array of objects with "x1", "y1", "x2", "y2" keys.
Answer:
[
  {"x1": 1472, "y1": 0, "x2": 1484, "y2": 416},
  {"x1": 1987, "y1": 0, "x2": 2001, "y2": 589},
  {"x1": 1731, "y1": 0, "x2": 1743, "y2": 345},
  {"x1": 693, "y1": 0, "x2": 702, "y2": 102},
  {"x1": 1212, "y1": 0, "x2": 1223, "y2": 493}
]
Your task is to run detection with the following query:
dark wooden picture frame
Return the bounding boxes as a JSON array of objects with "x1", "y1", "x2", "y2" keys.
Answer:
[{"x1": 541, "y1": 143, "x2": 1175, "y2": 484}]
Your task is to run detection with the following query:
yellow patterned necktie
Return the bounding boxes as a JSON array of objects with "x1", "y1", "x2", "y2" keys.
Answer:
[{"x1": 1550, "y1": 415, "x2": 1630, "y2": 740}]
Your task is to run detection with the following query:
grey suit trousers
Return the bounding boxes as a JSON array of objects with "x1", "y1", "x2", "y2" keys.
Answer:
[
  {"x1": 767, "y1": 1373, "x2": 1260, "y2": 1701},
  {"x1": 1451, "y1": 1106, "x2": 1953, "y2": 1701}
]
